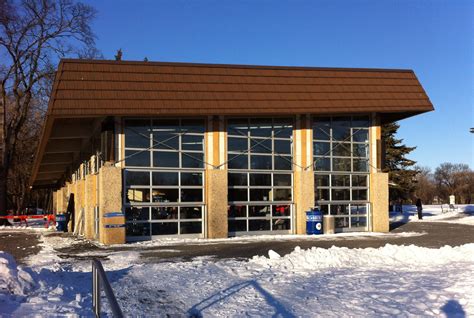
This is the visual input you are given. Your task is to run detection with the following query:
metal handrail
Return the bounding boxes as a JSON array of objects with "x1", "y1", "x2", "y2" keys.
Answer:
[{"x1": 92, "y1": 259, "x2": 124, "y2": 318}]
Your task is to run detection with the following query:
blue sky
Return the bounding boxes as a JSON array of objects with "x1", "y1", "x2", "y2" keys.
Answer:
[{"x1": 83, "y1": 0, "x2": 473, "y2": 169}]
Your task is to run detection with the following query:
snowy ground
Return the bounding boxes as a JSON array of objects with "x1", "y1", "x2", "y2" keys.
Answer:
[
  {"x1": 390, "y1": 204, "x2": 474, "y2": 225},
  {"x1": 1, "y1": 205, "x2": 473, "y2": 317}
]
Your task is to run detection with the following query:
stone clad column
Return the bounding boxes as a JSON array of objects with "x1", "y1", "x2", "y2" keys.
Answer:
[
  {"x1": 74, "y1": 164, "x2": 86, "y2": 235},
  {"x1": 84, "y1": 172, "x2": 97, "y2": 240},
  {"x1": 369, "y1": 113, "x2": 389, "y2": 232},
  {"x1": 98, "y1": 162, "x2": 125, "y2": 245},
  {"x1": 205, "y1": 116, "x2": 228, "y2": 239},
  {"x1": 293, "y1": 115, "x2": 315, "y2": 234}
]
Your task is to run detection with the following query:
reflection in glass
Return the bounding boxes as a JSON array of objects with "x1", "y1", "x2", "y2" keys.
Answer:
[
  {"x1": 250, "y1": 119, "x2": 272, "y2": 137},
  {"x1": 251, "y1": 139, "x2": 272, "y2": 154},
  {"x1": 126, "y1": 171, "x2": 150, "y2": 186},
  {"x1": 153, "y1": 133, "x2": 179, "y2": 150},
  {"x1": 274, "y1": 140, "x2": 291, "y2": 154},
  {"x1": 353, "y1": 159, "x2": 368, "y2": 172},
  {"x1": 151, "y1": 189, "x2": 178, "y2": 203},
  {"x1": 251, "y1": 155, "x2": 272, "y2": 170},
  {"x1": 151, "y1": 222, "x2": 178, "y2": 235},
  {"x1": 272, "y1": 205, "x2": 291, "y2": 217},
  {"x1": 352, "y1": 175, "x2": 367, "y2": 187},
  {"x1": 333, "y1": 158, "x2": 351, "y2": 171},
  {"x1": 228, "y1": 137, "x2": 248, "y2": 152},
  {"x1": 332, "y1": 175, "x2": 350, "y2": 187},
  {"x1": 152, "y1": 172, "x2": 178, "y2": 186},
  {"x1": 182, "y1": 153, "x2": 204, "y2": 168},
  {"x1": 125, "y1": 120, "x2": 150, "y2": 148},
  {"x1": 228, "y1": 154, "x2": 248, "y2": 169},
  {"x1": 315, "y1": 189, "x2": 329, "y2": 201},
  {"x1": 332, "y1": 143, "x2": 351, "y2": 157},
  {"x1": 181, "y1": 189, "x2": 202, "y2": 202},
  {"x1": 249, "y1": 219, "x2": 270, "y2": 231},
  {"x1": 127, "y1": 188, "x2": 150, "y2": 203},
  {"x1": 331, "y1": 204, "x2": 349, "y2": 215},
  {"x1": 351, "y1": 216, "x2": 367, "y2": 227},
  {"x1": 125, "y1": 150, "x2": 150, "y2": 167},
  {"x1": 126, "y1": 222, "x2": 150, "y2": 237},
  {"x1": 126, "y1": 207, "x2": 149, "y2": 221},
  {"x1": 229, "y1": 189, "x2": 248, "y2": 202},
  {"x1": 181, "y1": 172, "x2": 203, "y2": 186},
  {"x1": 332, "y1": 189, "x2": 350, "y2": 201},
  {"x1": 151, "y1": 207, "x2": 178, "y2": 219},
  {"x1": 315, "y1": 157, "x2": 330, "y2": 171},
  {"x1": 228, "y1": 220, "x2": 247, "y2": 232},
  {"x1": 250, "y1": 173, "x2": 271, "y2": 186},
  {"x1": 180, "y1": 222, "x2": 202, "y2": 234},
  {"x1": 274, "y1": 189, "x2": 291, "y2": 201},
  {"x1": 228, "y1": 205, "x2": 246, "y2": 218},
  {"x1": 274, "y1": 156, "x2": 292, "y2": 170},
  {"x1": 153, "y1": 151, "x2": 179, "y2": 168},
  {"x1": 352, "y1": 189, "x2": 367, "y2": 201},
  {"x1": 353, "y1": 144, "x2": 368, "y2": 158},
  {"x1": 228, "y1": 173, "x2": 247, "y2": 186},
  {"x1": 315, "y1": 175, "x2": 329, "y2": 187},
  {"x1": 353, "y1": 129, "x2": 369, "y2": 142},
  {"x1": 249, "y1": 205, "x2": 270, "y2": 217},
  {"x1": 314, "y1": 142, "x2": 330, "y2": 156},
  {"x1": 180, "y1": 119, "x2": 205, "y2": 133},
  {"x1": 181, "y1": 207, "x2": 202, "y2": 219},
  {"x1": 273, "y1": 219, "x2": 290, "y2": 230},
  {"x1": 182, "y1": 135, "x2": 203, "y2": 151},
  {"x1": 250, "y1": 189, "x2": 271, "y2": 201},
  {"x1": 273, "y1": 174, "x2": 291, "y2": 186}
]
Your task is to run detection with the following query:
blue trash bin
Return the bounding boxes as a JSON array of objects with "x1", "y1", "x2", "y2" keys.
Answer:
[
  {"x1": 306, "y1": 209, "x2": 323, "y2": 235},
  {"x1": 56, "y1": 214, "x2": 66, "y2": 232}
]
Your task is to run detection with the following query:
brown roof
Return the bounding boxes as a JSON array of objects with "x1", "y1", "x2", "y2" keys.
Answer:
[{"x1": 31, "y1": 59, "x2": 434, "y2": 187}]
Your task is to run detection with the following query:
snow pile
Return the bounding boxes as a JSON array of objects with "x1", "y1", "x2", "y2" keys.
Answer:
[
  {"x1": 390, "y1": 204, "x2": 474, "y2": 225},
  {"x1": 0, "y1": 252, "x2": 35, "y2": 296},
  {"x1": 251, "y1": 244, "x2": 474, "y2": 270}
]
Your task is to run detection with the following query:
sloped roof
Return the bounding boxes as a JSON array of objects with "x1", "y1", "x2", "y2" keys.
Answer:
[
  {"x1": 31, "y1": 59, "x2": 434, "y2": 188},
  {"x1": 50, "y1": 59, "x2": 433, "y2": 117}
]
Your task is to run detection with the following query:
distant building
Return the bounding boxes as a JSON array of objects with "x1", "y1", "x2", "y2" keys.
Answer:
[{"x1": 30, "y1": 59, "x2": 434, "y2": 244}]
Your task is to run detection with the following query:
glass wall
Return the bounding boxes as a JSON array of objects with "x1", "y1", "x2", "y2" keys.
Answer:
[
  {"x1": 124, "y1": 119, "x2": 205, "y2": 239},
  {"x1": 227, "y1": 118, "x2": 294, "y2": 235},
  {"x1": 313, "y1": 116, "x2": 370, "y2": 231}
]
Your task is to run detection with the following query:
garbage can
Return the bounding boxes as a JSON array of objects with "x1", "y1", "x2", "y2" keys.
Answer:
[
  {"x1": 56, "y1": 214, "x2": 67, "y2": 232},
  {"x1": 323, "y1": 215, "x2": 335, "y2": 234},
  {"x1": 306, "y1": 208, "x2": 323, "y2": 235}
]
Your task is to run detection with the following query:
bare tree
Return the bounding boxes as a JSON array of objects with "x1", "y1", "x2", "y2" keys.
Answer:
[
  {"x1": 413, "y1": 166, "x2": 436, "y2": 204},
  {"x1": 0, "y1": 0, "x2": 98, "y2": 223},
  {"x1": 434, "y1": 163, "x2": 473, "y2": 204}
]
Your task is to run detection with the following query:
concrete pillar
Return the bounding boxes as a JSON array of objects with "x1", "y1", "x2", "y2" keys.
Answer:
[
  {"x1": 369, "y1": 114, "x2": 389, "y2": 232},
  {"x1": 84, "y1": 174, "x2": 97, "y2": 240},
  {"x1": 293, "y1": 115, "x2": 315, "y2": 234},
  {"x1": 205, "y1": 116, "x2": 228, "y2": 238},
  {"x1": 98, "y1": 162, "x2": 125, "y2": 245},
  {"x1": 57, "y1": 187, "x2": 68, "y2": 213}
]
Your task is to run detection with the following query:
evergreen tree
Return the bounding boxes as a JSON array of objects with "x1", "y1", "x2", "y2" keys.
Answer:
[{"x1": 382, "y1": 122, "x2": 418, "y2": 203}]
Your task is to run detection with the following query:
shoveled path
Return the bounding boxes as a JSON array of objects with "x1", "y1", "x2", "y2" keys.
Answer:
[
  {"x1": 0, "y1": 230, "x2": 42, "y2": 264},
  {"x1": 49, "y1": 221, "x2": 474, "y2": 263}
]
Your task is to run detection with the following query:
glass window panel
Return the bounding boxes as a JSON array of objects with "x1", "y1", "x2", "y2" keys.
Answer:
[
  {"x1": 228, "y1": 154, "x2": 248, "y2": 169},
  {"x1": 151, "y1": 207, "x2": 178, "y2": 220},
  {"x1": 151, "y1": 189, "x2": 179, "y2": 203},
  {"x1": 273, "y1": 205, "x2": 291, "y2": 217},
  {"x1": 274, "y1": 140, "x2": 291, "y2": 154},
  {"x1": 315, "y1": 174, "x2": 329, "y2": 187},
  {"x1": 274, "y1": 189, "x2": 292, "y2": 201},
  {"x1": 182, "y1": 135, "x2": 203, "y2": 151},
  {"x1": 249, "y1": 205, "x2": 271, "y2": 217},
  {"x1": 250, "y1": 189, "x2": 271, "y2": 201},
  {"x1": 153, "y1": 119, "x2": 179, "y2": 131},
  {"x1": 126, "y1": 222, "x2": 150, "y2": 237},
  {"x1": 351, "y1": 205, "x2": 368, "y2": 215},
  {"x1": 228, "y1": 205, "x2": 247, "y2": 218},
  {"x1": 335, "y1": 217, "x2": 349, "y2": 228},
  {"x1": 273, "y1": 120, "x2": 293, "y2": 138},
  {"x1": 153, "y1": 151, "x2": 179, "y2": 168},
  {"x1": 152, "y1": 172, "x2": 178, "y2": 186},
  {"x1": 333, "y1": 158, "x2": 351, "y2": 171},
  {"x1": 251, "y1": 139, "x2": 272, "y2": 154},
  {"x1": 313, "y1": 118, "x2": 331, "y2": 140},
  {"x1": 352, "y1": 116, "x2": 370, "y2": 128},
  {"x1": 332, "y1": 189, "x2": 350, "y2": 201},
  {"x1": 249, "y1": 219, "x2": 270, "y2": 231},
  {"x1": 274, "y1": 174, "x2": 291, "y2": 186},
  {"x1": 274, "y1": 156, "x2": 292, "y2": 170},
  {"x1": 332, "y1": 143, "x2": 351, "y2": 157},
  {"x1": 353, "y1": 144, "x2": 368, "y2": 158},
  {"x1": 251, "y1": 155, "x2": 272, "y2": 170},
  {"x1": 353, "y1": 129, "x2": 369, "y2": 143},
  {"x1": 351, "y1": 216, "x2": 367, "y2": 228},
  {"x1": 181, "y1": 207, "x2": 202, "y2": 219},
  {"x1": 353, "y1": 159, "x2": 369, "y2": 172},
  {"x1": 352, "y1": 175, "x2": 367, "y2": 187},
  {"x1": 314, "y1": 142, "x2": 330, "y2": 156},
  {"x1": 126, "y1": 171, "x2": 150, "y2": 186},
  {"x1": 228, "y1": 137, "x2": 248, "y2": 152},
  {"x1": 318, "y1": 204, "x2": 329, "y2": 215},
  {"x1": 180, "y1": 222, "x2": 202, "y2": 234},
  {"x1": 332, "y1": 175, "x2": 350, "y2": 187},
  {"x1": 352, "y1": 189, "x2": 368, "y2": 201},
  {"x1": 125, "y1": 150, "x2": 150, "y2": 167},
  {"x1": 314, "y1": 157, "x2": 331, "y2": 171},
  {"x1": 228, "y1": 173, "x2": 247, "y2": 186},
  {"x1": 151, "y1": 222, "x2": 178, "y2": 235},
  {"x1": 125, "y1": 207, "x2": 149, "y2": 221},
  {"x1": 126, "y1": 188, "x2": 150, "y2": 203},
  {"x1": 153, "y1": 132, "x2": 179, "y2": 150},
  {"x1": 331, "y1": 204, "x2": 349, "y2": 215},
  {"x1": 125, "y1": 120, "x2": 150, "y2": 148},
  {"x1": 180, "y1": 119, "x2": 205, "y2": 133},
  {"x1": 228, "y1": 119, "x2": 249, "y2": 136},
  {"x1": 228, "y1": 220, "x2": 247, "y2": 232},
  {"x1": 250, "y1": 119, "x2": 272, "y2": 137},
  {"x1": 272, "y1": 218, "x2": 291, "y2": 230},
  {"x1": 229, "y1": 189, "x2": 248, "y2": 202},
  {"x1": 315, "y1": 189, "x2": 329, "y2": 201},
  {"x1": 181, "y1": 172, "x2": 203, "y2": 186},
  {"x1": 250, "y1": 173, "x2": 271, "y2": 186},
  {"x1": 182, "y1": 153, "x2": 204, "y2": 168},
  {"x1": 332, "y1": 118, "x2": 351, "y2": 141},
  {"x1": 181, "y1": 189, "x2": 203, "y2": 202}
]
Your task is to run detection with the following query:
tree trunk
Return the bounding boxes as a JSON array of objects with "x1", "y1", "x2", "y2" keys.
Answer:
[{"x1": 0, "y1": 165, "x2": 11, "y2": 225}]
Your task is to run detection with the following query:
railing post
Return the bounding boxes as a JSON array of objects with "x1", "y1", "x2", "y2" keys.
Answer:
[{"x1": 91, "y1": 259, "x2": 123, "y2": 318}]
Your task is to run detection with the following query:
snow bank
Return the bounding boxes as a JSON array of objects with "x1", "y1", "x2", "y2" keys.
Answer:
[{"x1": 0, "y1": 252, "x2": 35, "y2": 296}]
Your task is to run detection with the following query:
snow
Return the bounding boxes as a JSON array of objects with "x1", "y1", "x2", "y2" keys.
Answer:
[
  {"x1": 390, "y1": 204, "x2": 474, "y2": 225},
  {"x1": 0, "y1": 230, "x2": 472, "y2": 317}
]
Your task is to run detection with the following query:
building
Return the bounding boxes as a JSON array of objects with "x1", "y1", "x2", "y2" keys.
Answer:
[{"x1": 30, "y1": 59, "x2": 433, "y2": 244}]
